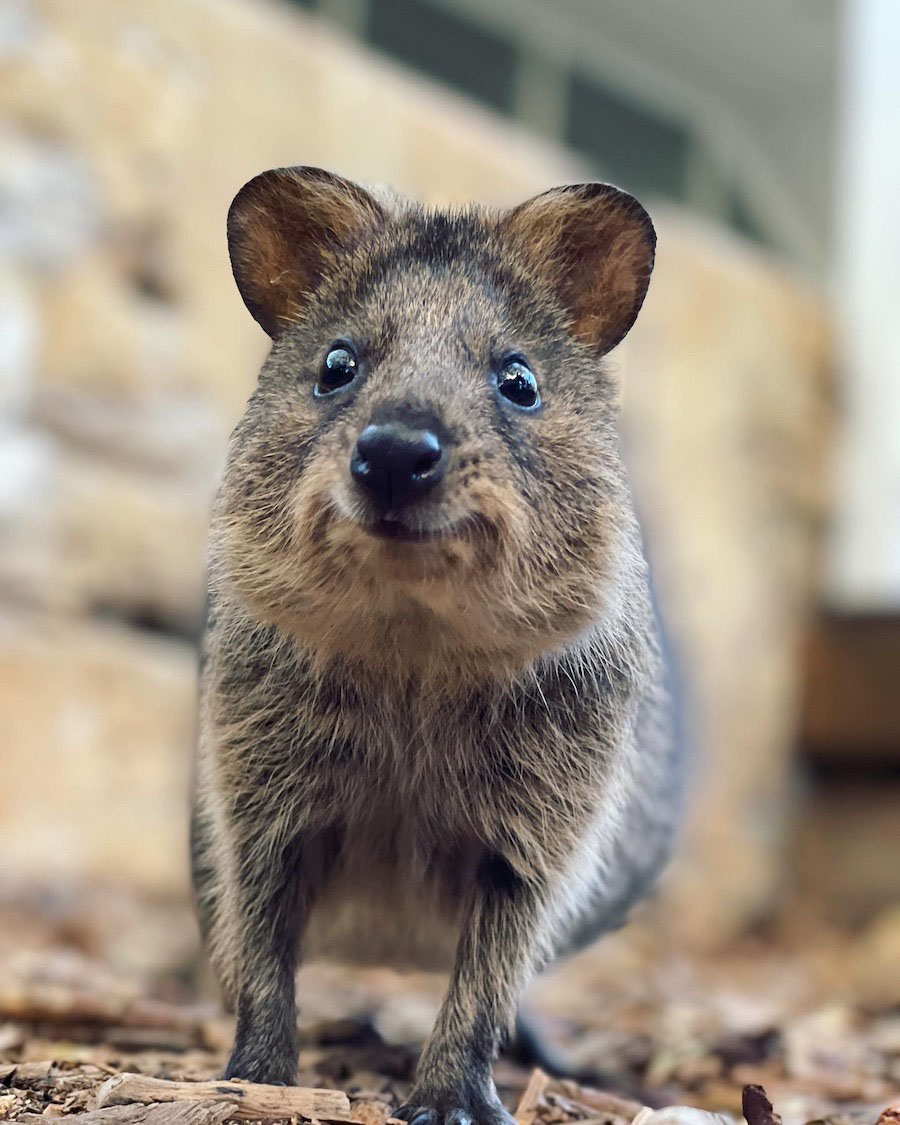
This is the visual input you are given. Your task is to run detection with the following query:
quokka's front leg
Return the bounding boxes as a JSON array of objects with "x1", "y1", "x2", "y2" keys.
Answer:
[
  {"x1": 399, "y1": 853, "x2": 555, "y2": 1125},
  {"x1": 223, "y1": 823, "x2": 338, "y2": 1086}
]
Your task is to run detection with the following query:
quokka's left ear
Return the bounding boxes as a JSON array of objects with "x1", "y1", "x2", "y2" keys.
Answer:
[{"x1": 503, "y1": 183, "x2": 656, "y2": 355}]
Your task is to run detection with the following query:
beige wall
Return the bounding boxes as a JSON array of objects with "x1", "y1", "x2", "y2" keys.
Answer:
[{"x1": 0, "y1": 0, "x2": 831, "y2": 942}]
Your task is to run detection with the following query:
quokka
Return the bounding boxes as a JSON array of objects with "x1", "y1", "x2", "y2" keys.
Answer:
[{"x1": 191, "y1": 165, "x2": 682, "y2": 1125}]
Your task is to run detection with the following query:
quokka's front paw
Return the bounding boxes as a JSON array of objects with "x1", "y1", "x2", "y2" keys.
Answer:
[{"x1": 396, "y1": 1088, "x2": 515, "y2": 1125}]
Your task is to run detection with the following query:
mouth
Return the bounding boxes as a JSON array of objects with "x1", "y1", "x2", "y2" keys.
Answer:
[{"x1": 363, "y1": 517, "x2": 461, "y2": 543}]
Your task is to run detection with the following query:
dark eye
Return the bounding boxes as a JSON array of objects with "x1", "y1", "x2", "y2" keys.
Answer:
[
  {"x1": 497, "y1": 358, "x2": 540, "y2": 410},
  {"x1": 315, "y1": 343, "x2": 358, "y2": 395}
]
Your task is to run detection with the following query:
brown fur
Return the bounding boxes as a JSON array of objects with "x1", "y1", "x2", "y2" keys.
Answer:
[{"x1": 193, "y1": 167, "x2": 681, "y2": 1123}]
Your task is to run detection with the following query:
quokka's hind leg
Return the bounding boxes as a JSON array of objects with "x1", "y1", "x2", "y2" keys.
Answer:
[
  {"x1": 506, "y1": 1011, "x2": 573, "y2": 1077},
  {"x1": 506, "y1": 891, "x2": 640, "y2": 1087},
  {"x1": 507, "y1": 1009, "x2": 644, "y2": 1096}
]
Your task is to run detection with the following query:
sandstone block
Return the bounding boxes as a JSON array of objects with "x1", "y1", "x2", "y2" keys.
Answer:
[{"x1": 0, "y1": 608, "x2": 196, "y2": 895}]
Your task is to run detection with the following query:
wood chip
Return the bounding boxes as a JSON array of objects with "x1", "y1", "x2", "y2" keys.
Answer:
[
  {"x1": 4, "y1": 1061, "x2": 111, "y2": 1093},
  {"x1": 350, "y1": 1098, "x2": 394, "y2": 1125},
  {"x1": 3, "y1": 1060, "x2": 57, "y2": 1086},
  {"x1": 96, "y1": 1072, "x2": 353, "y2": 1121},
  {"x1": 515, "y1": 1068, "x2": 551, "y2": 1125},
  {"x1": 19, "y1": 1103, "x2": 234, "y2": 1124},
  {"x1": 741, "y1": 1085, "x2": 782, "y2": 1125},
  {"x1": 549, "y1": 1078, "x2": 644, "y2": 1122}
]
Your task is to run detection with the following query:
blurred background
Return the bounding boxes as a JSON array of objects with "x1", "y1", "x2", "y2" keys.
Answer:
[{"x1": 0, "y1": 0, "x2": 898, "y2": 1119}]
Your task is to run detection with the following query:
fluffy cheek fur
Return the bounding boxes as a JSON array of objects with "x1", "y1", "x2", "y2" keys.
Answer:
[{"x1": 214, "y1": 409, "x2": 627, "y2": 678}]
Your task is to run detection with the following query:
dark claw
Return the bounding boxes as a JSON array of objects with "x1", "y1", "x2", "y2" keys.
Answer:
[
  {"x1": 406, "y1": 1111, "x2": 438, "y2": 1125},
  {"x1": 395, "y1": 1105, "x2": 494, "y2": 1125},
  {"x1": 445, "y1": 1112, "x2": 474, "y2": 1125}
]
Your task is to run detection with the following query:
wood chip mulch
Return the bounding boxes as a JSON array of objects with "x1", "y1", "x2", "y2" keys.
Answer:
[{"x1": 0, "y1": 890, "x2": 897, "y2": 1125}]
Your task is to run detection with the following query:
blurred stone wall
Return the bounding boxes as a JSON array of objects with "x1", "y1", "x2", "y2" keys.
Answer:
[{"x1": 0, "y1": 0, "x2": 831, "y2": 944}]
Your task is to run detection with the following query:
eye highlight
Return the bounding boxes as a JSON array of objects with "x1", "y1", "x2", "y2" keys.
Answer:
[
  {"x1": 315, "y1": 342, "x2": 358, "y2": 396},
  {"x1": 496, "y1": 357, "x2": 540, "y2": 410}
]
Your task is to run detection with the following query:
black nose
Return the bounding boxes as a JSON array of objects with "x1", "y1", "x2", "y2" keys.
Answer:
[{"x1": 351, "y1": 422, "x2": 446, "y2": 512}]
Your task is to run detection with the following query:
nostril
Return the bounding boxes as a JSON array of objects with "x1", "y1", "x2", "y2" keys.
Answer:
[
  {"x1": 413, "y1": 454, "x2": 436, "y2": 477},
  {"x1": 412, "y1": 435, "x2": 442, "y2": 478}
]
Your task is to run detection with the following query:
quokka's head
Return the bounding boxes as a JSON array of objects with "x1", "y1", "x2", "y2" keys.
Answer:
[{"x1": 216, "y1": 166, "x2": 655, "y2": 676}]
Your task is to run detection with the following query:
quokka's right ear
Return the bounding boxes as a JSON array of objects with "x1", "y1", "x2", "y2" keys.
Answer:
[{"x1": 227, "y1": 166, "x2": 386, "y2": 338}]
